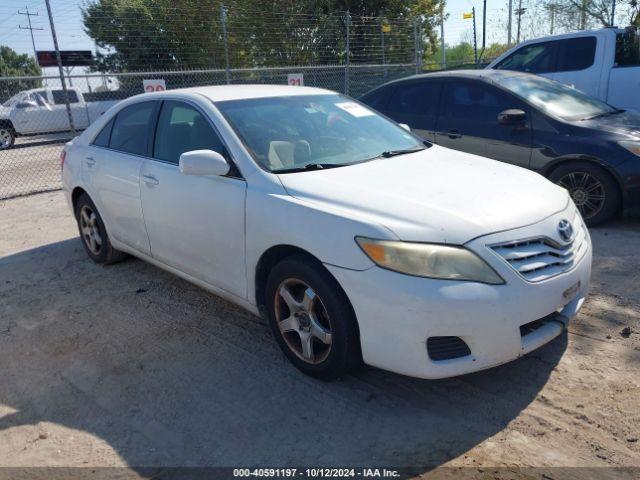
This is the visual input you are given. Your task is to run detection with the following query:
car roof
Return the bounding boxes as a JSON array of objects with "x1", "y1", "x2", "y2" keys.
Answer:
[
  {"x1": 150, "y1": 84, "x2": 336, "y2": 102},
  {"x1": 362, "y1": 69, "x2": 534, "y2": 94}
]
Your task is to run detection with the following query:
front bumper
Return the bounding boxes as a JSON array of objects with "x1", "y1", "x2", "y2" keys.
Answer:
[{"x1": 326, "y1": 209, "x2": 592, "y2": 380}]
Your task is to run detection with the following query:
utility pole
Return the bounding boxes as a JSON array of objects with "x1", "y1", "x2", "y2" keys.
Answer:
[
  {"x1": 549, "y1": 3, "x2": 556, "y2": 34},
  {"x1": 44, "y1": 0, "x2": 75, "y2": 134},
  {"x1": 18, "y1": 6, "x2": 43, "y2": 59},
  {"x1": 515, "y1": 0, "x2": 526, "y2": 44},
  {"x1": 507, "y1": 0, "x2": 513, "y2": 45},
  {"x1": 580, "y1": 0, "x2": 587, "y2": 29},
  {"x1": 481, "y1": 0, "x2": 487, "y2": 61},
  {"x1": 611, "y1": 0, "x2": 616, "y2": 26}
]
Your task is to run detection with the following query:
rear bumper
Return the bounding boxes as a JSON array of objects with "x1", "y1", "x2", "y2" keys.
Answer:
[{"x1": 326, "y1": 209, "x2": 592, "y2": 380}]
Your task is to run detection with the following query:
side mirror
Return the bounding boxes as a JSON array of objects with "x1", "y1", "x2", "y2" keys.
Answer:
[
  {"x1": 498, "y1": 109, "x2": 527, "y2": 126},
  {"x1": 179, "y1": 150, "x2": 230, "y2": 176},
  {"x1": 16, "y1": 100, "x2": 37, "y2": 109},
  {"x1": 399, "y1": 123, "x2": 411, "y2": 132}
]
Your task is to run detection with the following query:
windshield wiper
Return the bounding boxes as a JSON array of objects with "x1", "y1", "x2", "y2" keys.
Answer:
[
  {"x1": 275, "y1": 163, "x2": 346, "y2": 173},
  {"x1": 582, "y1": 109, "x2": 625, "y2": 120},
  {"x1": 378, "y1": 147, "x2": 426, "y2": 158}
]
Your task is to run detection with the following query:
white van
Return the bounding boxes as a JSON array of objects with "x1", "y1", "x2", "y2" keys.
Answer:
[{"x1": 486, "y1": 27, "x2": 640, "y2": 112}]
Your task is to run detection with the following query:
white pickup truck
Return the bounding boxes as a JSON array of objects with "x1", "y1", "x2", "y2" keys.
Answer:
[
  {"x1": 0, "y1": 87, "x2": 118, "y2": 149},
  {"x1": 486, "y1": 27, "x2": 640, "y2": 112}
]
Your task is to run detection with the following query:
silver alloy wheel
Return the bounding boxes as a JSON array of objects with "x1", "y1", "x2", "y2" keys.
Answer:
[
  {"x1": 558, "y1": 171, "x2": 605, "y2": 220},
  {"x1": 0, "y1": 128, "x2": 12, "y2": 149},
  {"x1": 79, "y1": 205, "x2": 103, "y2": 255},
  {"x1": 274, "y1": 278, "x2": 332, "y2": 364}
]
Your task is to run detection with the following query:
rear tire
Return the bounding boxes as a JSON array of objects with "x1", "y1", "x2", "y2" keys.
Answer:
[
  {"x1": 0, "y1": 125, "x2": 15, "y2": 150},
  {"x1": 265, "y1": 254, "x2": 361, "y2": 380},
  {"x1": 549, "y1": 162, "x2": 620, "y2": 226},
  {"x1": 74, "y1": 193, "x2": 127, "y2": 264}
]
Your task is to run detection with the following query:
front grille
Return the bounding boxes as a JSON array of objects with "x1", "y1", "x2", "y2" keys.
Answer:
[
  {"x1": 489, "y1": 216, "x2": 588, "y2": 282},
  {"x1": 427, "y1": 336, "x2": 471, "y2": 361}
]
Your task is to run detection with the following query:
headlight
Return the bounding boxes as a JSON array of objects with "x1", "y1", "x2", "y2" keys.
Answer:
[
  {"x1": 619, "y1": 140, "x2": 640, "y2": 157},
  {"x1": 355, "y1": 237, "x2": 504, "y2": 284}
]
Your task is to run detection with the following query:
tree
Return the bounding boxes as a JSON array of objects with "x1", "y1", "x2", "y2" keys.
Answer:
[
  {"x1": 544, "y1": 0, "x2": 640, "y2": 30},
  {"x1": 0, "y1": 46, "x2": 42, "y2": 102},
  {"x1": 82, "y1": 0, "x2": 443, "y2": 72}
]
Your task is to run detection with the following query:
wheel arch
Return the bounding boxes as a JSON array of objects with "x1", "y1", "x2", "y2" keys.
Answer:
[
  {"x1": 542, "y1": 155, "x2": 625, "y2": 204},
  {"x1": 71, "y1": 186, "x2": 88, "y2": 210},
  {"x1": 0, "y1": 119, "x2": 15, "y2": 131},
  {"x1": 543, "y1": 155, "x2": 621, "y2": 184},
  {"x1": 255, "y1": 245, "x2": 324, "y2": 313}
]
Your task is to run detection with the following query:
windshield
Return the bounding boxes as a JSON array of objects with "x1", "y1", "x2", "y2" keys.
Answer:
[
  {"x1": 216, "y1": 94, "x2": 425, "y2": 172},
  {"x1": 494, "y1": 74, "x2": 618, "y2": 121},
  {"x1": 2, "y1": 92, "x2": 26, "y2": 108}
]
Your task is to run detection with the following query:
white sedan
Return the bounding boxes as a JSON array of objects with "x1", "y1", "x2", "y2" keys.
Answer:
[{"x1": 61, "y1": 85, "x2": 592, "y2": 380}]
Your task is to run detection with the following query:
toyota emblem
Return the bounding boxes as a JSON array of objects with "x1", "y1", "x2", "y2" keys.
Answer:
[{"x1": 557, "y1": 219, "x2": 574, "y2": 243}]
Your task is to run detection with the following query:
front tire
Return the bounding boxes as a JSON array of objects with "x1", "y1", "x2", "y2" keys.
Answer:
[
  {"x1": 549, "y1": 162, "x2": 620, "y2": 226},
  {"x1": 265, "y1": 255, "x2": 361, "y2": 380},
  {"x1": 74, "y1": 193, "x2": 127, "y2": 264}
]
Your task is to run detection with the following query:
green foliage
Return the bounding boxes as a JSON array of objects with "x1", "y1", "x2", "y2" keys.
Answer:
[
  {"x1": 423, "y1": 42, "x2": 509, "y2": 70},
  {"x1": 0, "y1": 46, "x2": 42, "y2": 101},
  {"x1": 82, "y1": 0, "x2": 444, "y2": 72}
]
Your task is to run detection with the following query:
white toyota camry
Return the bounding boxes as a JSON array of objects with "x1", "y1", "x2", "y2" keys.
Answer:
[{"x1": 61, "y1": 85, "x2": 592, "y2": 380}]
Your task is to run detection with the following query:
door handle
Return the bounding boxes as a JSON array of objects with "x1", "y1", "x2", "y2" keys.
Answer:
[
  {"x1": 85, "y1": 156, "x2": 96, "y2": 166},
  {"x1": 142, "y1": 174, "x2": 159, "y2": 186},
  {"x1": 447, "y1": 129, "x2": 462, "y2": 139}
]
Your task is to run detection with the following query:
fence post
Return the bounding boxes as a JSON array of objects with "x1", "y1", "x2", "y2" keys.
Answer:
[
  {"x1": 220, "y1": 3, "x2": 230, "y2": 84},
  {"x1": 344, "y1": 11, "x2": 350, "y2": 95},
  {"x1": 44, "y1": 0, "x2": 75, "y2": 134},
  {"x1": 472, "y1": 7, "x2": 478, "y2": 65},
  {"x1": 414, "y1": 17, "x2": 421, "y2": 74},
  {"x1": 440, "y1": 4, "x2": 446, "y2": 69}
]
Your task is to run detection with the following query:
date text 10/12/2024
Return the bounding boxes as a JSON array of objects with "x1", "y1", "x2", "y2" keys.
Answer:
[{"x1": 233, "y1": 468, "x2": 401, "y2": 478}]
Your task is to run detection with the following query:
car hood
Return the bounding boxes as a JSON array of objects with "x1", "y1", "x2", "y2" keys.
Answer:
[
  {"x1": 579, "y1": 110, "x2": 640, "y2": 138},
  {"x1": 278, "y1": 145, "x2": 569, "y2": 245}
]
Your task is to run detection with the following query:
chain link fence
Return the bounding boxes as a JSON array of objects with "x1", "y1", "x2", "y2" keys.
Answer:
[{"x1": 0, "y1": 4, "x2": 433, "y2": 199}]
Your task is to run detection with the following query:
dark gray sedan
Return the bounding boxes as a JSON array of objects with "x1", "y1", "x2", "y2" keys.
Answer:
[{"x1": 360, "y1": 70, "x2": 640, "y2": 225}]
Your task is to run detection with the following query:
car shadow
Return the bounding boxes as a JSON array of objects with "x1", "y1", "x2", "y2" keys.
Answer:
[{"x1": 0, "y1": 237, "x2": 567, "y2": 474}]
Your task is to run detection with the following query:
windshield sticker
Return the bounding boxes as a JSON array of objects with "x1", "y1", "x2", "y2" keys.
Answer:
[{"x1": 335, "y1": 102, "x2": 375, "y2": 117}]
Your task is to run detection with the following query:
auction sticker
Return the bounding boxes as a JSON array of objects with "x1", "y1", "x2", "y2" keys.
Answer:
[{"x1": 335, "y1": 101, "x2": 375, "y2": 117}]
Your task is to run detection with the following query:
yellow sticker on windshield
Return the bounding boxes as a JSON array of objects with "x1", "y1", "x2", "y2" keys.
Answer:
[{"x1": 335, "y1": 102, "x2": 375, "y2": 117}]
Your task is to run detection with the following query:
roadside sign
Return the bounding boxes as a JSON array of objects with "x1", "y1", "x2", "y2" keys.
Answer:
[
  {"x1": 143, "y1": 79, "x2": 166, "y2": 92},
  {"x1": 463, "y1": 12, "x2": 474, "y2": 19},
  {"x1": 287, "y1": 73, "x2": 304, "y2": 86},
  {"x1": 382, "y1": 23, "x2": 391, "y2": 33},
  {"x1": 36, "y1": 50, "x2": 93, "y2": 67}
]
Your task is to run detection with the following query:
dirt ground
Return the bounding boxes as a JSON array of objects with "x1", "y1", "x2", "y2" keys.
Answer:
[{"x1": 0, "y1": 191, "x2": 639, "y2": 479}]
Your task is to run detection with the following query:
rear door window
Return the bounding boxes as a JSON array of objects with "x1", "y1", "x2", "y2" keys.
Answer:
[
  {"x1": 360, "y1": 88, "x2": 390, "y2": 111},
  {"x1": 109, "y1": 101, "x2": 157, "y2": 156},
  {"x1": 93, "y1": 118, "x2": 114, "y2": 147},
  {"x1": 555, "y1": 37, "x2": 596, "y2": 72},
  {"x1": 52, "y1": 89, "x2": 79, "y2": 104},
  {"x1": 495, "y1": 41, "x2": 558, "y2": 74},
  {"x1": 385, "y1": 80, "x2": 442, "y2": 131}
]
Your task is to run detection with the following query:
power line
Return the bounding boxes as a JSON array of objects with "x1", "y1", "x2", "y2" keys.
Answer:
[{"x1": 18, "y1": 6, "x2": 44, "y2": 59}]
